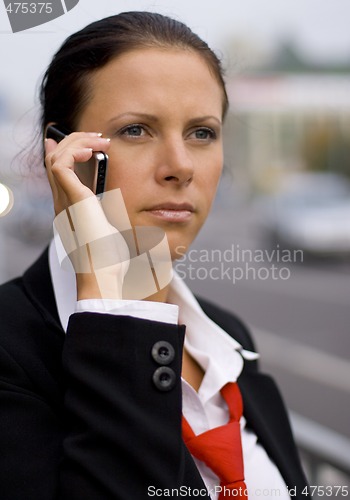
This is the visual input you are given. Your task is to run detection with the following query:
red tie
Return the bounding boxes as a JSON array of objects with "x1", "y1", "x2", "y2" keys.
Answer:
[{"x1": 182, "y1": 382, "x2": 248, "y2": 499}]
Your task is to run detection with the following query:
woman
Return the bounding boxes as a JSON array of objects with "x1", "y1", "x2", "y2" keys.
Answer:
[{"x1": 0, "y1": 12, "x2": 308, "y2": 499}]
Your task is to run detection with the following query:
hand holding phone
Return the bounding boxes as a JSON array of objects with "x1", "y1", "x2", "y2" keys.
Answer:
[{"x1": 45, "y1": 124, "x2": 108, "y2": 196}]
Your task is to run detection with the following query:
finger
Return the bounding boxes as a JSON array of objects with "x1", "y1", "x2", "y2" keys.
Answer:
[
  {"x1": 45, "y1": 140, "x2": 93, "y2": 210},
  {"x1": 44, "y1": 135, "x2": 111, "y2": 212},
  {"x1": 47, "y1": 146, "x2": 94, "y2": 170},
  {"x1": 51, "y1": 157, "x2": 93, "y2": 205},
  {"x1": 49, "y1": 133, "x2": 111, "y2": 154}
]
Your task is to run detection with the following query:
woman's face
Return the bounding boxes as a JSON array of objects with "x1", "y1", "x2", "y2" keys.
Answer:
[{"x1": 76, "y1": 48, "x2": 224, "y2": 259}]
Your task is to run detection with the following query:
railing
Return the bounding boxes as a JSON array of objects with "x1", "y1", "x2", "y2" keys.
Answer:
[
  {"x1": 289, "y1": 411, "x2": 350, "y2": 486},
  {"x1": 254, "y1": 327, "x2": 350, "y2": 488}
]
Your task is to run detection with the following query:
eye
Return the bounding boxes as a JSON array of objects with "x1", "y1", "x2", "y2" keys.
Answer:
[
  {"x1": 191, "y1": 127, "x2": 217, "y2": 141},
  {"x1": 119, "y1": 124, "x2": 146, "y2": 137}
]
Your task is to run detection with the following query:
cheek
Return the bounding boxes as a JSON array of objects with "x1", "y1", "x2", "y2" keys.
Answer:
[
  {"x1": 105, "y1": 143, "x2": 153, "y2": 188},
  {"x1": 201, "y1": 157, "x2": 223, "y2": 199},
  {"x1": 105, "y1": 157, "x2": 144, "y2": 194}
]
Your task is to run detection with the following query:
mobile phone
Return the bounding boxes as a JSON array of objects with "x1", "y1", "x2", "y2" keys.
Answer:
[{"x1": 45, "y1": 124, "x2": 108, "y2": 196}]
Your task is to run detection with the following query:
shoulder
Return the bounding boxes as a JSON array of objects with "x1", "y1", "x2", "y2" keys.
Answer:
[
  {"x1": 0, "y1": 269, "x2": 64, "y2": 400},
  {"x1": 0, "y1": 271, "x2": 49, "y2": 335},
  {"x1": 0, "y1": 275, "x2": 34, "y2": 327},
  {"x1": 196, "y1": 295, "x2": 257, "y2": 353}
]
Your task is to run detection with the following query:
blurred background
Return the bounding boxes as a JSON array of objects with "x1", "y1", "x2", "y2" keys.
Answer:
[{"x1": 0, "y1": 0, "x2": 349, "y2": 491}]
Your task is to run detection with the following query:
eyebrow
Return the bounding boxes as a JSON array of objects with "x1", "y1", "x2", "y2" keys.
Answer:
[
  {"x1": 187, "y1": 115, "x2": 222, "y2": 126},
  {"x1": 107, "y1": 113, "x2": 222, "y2": 126},
  {"x1": 107, "y1": 112, "x2": 158, "y2": 124}
]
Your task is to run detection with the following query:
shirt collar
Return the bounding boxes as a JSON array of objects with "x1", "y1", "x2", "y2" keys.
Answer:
[
  {"x1": 168, "y1": 271, "x2": 259, "y2": 402},
  {"x1": 49, "y1": 239, "x2": 76, "y2": 332}
]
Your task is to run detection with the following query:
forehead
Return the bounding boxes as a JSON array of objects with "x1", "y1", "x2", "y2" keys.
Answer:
[{"x1": 82, "y1": 48, "x2": 224, "y2": 121}]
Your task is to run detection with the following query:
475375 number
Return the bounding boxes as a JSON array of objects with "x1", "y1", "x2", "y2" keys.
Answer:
[
  {"x1": 5, "y1": 3, "x2": 53, "y2": 14},
  {"x1": 302, "y1": 485, "x2": 348, "y2": 496}
]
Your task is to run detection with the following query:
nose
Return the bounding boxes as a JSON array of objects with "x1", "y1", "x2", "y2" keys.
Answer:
[{"x1": 154, "y1": 136, "x2": 194, "y2": 187}]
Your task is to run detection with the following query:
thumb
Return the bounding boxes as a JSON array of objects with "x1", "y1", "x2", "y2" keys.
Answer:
[{"x1": 44, "y1": 137, "x2": 58, "y2": 156}]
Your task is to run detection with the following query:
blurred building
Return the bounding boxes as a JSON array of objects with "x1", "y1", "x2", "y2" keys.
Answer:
[{"x1": 224, "y1": 41, "x2": 350, "y2": 194}]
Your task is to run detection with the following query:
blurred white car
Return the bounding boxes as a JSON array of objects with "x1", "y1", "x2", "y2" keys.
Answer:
[{"x1": 256, "y1": 172, "x2": 350, "y2": 256}]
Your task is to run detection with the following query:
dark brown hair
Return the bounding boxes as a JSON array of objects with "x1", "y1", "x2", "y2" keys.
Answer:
[{"x1": 39, "y1": 11, "x2": 228, "y2": 135}]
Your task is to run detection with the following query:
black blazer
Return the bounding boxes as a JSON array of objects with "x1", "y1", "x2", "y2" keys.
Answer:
[{"x1": 0, "y1": 249, "x2": 308, "y2": 499}]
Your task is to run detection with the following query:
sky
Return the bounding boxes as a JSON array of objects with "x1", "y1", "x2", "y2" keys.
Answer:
[{"x1": 1, "y1": 0, "x2": 350, "y2": 111}]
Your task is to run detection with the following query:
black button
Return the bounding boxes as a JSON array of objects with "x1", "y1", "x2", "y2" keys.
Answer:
[
  {"x1": 151, "y1": 341, "x2": 175, "y2": 365},
  {"x1": 152, "y1": 367, "x2": 176, "y2": 392}
]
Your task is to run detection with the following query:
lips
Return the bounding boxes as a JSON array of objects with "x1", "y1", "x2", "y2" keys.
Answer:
[
  {"x1": 145, "y1": 202, "x2": 194, "y2": 222},
  {"x1": 147, "y1": 202, "x2": 194, "y2": 212}
]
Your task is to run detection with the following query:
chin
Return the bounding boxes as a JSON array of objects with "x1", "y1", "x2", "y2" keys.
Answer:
[
  {"x1": 171, "y1": 247, "x2": 187, "y2": 261},
  {"x1": 167, "y1": 233, "x2": 198, "y2": 262},
  {"x1": 129, "y1": 212, "x2": 203, "y2": 261},
  {"x1": 168, "y1": 222, "x2": 206, "y2": 260}
]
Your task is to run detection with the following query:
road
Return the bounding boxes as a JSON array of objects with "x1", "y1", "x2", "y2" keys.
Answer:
[{"x1": 177, "y1": 192, "x2": 350, "y2": 442}]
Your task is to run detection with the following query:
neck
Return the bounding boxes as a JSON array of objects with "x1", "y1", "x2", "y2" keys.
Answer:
[{"x1": 145, "y1": 284, "x2": 171, "y2": 303}]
